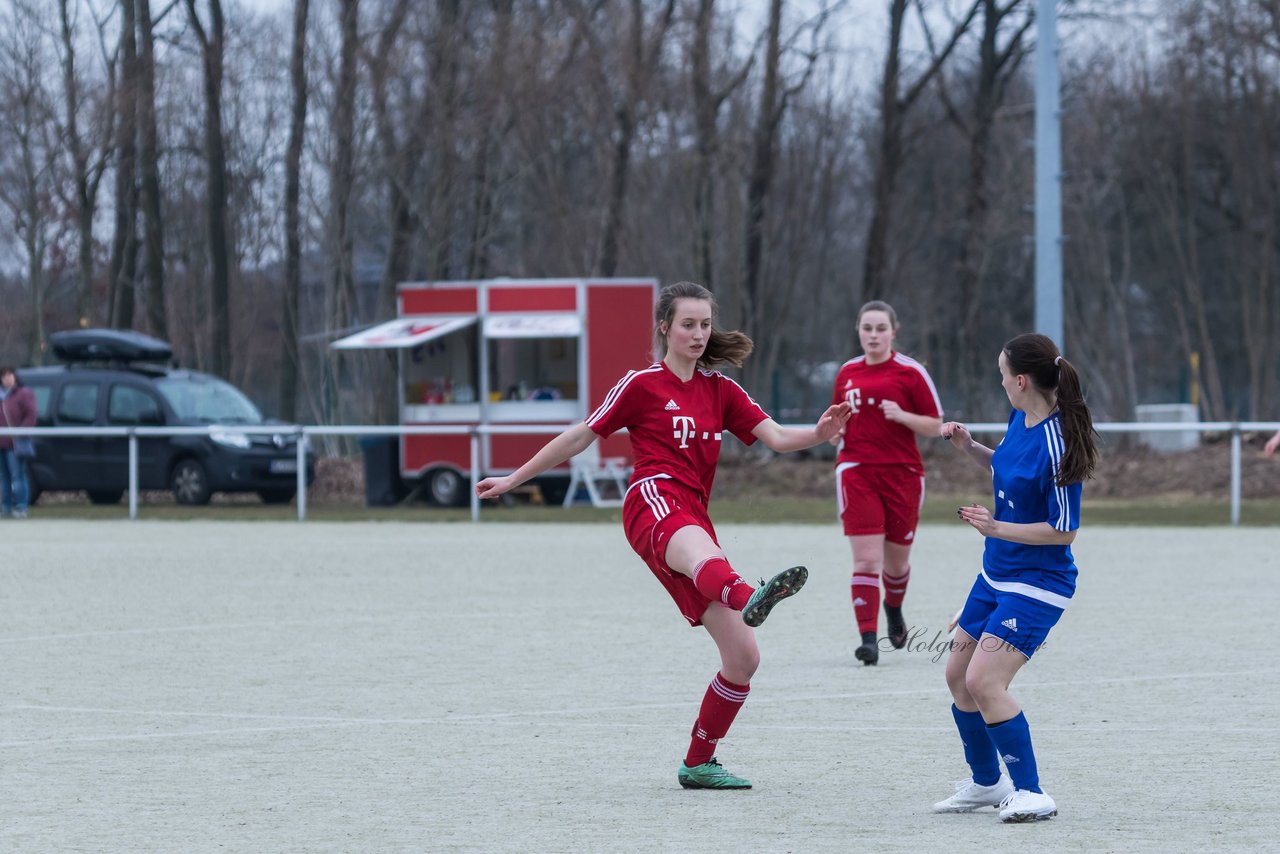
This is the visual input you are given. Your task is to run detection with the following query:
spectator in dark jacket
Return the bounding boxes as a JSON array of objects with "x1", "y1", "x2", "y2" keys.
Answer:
[{"x1": 0, "y1": 367, "x2": 37, "y2": 518}]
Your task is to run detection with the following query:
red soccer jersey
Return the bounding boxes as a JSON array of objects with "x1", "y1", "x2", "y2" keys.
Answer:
[
  {"x1": 831, "y1": 352, "x2": 942, "y2": 471},
  {"x1": 587, "y1": 362, "x2": 770, "y2": 500}
]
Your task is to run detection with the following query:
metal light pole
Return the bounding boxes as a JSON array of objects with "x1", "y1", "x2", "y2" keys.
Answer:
[{"x1": 1034, "y1": 0, "x2": 1063, "y2": 348}]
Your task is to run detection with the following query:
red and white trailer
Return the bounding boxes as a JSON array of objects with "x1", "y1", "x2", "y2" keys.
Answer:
[{"x1": 332, "y1": 277, "x2": 658, "y2": 505}]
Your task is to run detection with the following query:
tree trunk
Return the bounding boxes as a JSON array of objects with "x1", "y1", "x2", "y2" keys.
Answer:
[
  {"x1": 184, "y1": 0, "x2": 234, "y2": 377},
  {"x1": 109, "y1": 0, "x2": 139, "y2": 330},
  {"x1": 58, "y1": 0, "x2": 97, "y2": 328},
  {"x1": 742, "y1": 0, "x2": 783, "y2": 355},
  {"x1": 861, "y1": 0, "x2": 907, "y2": 301},
  {"x1": 325, "y1": 0, "x2": 359, "y2": 426},
  {"x1": 280, "y1": 0, "x2": 309, "y2": 423},
  {"x1": 136, "y1": 0, "x2": 167, "y2": 340}
]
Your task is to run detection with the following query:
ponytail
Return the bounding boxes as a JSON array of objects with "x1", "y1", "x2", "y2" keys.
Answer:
[{"x1": 1053, "y1": 357, "x2": 1099, "y2": 486}]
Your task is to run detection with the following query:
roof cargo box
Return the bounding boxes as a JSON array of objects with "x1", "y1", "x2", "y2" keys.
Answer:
[{"x1": 49, "y1": 328, "x2": 173, "y2": 364}]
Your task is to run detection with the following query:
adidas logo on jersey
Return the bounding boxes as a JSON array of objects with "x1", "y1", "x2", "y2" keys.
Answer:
[
  {"x1": 1001, "y1": 753, "x2": 1020, "y2": 764},
  {"x1": 1001, "y1": 618, "x2": 1018, "y2": 632},
  {"x1": 665, "y1": 399, "x2": 680, "y2": 411}
]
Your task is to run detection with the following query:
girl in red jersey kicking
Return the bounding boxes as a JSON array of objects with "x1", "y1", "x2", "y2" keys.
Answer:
[
  {"x1": 831, "y1": 301, "x2": 943, "y2": 665},
  {"x1": 476, "y1": 281, "x2": 850, "y2": 790}
]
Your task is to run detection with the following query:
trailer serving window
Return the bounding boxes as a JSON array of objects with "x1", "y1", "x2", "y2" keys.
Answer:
[
  {"x1": 330, "y1": 315, "x2": 481, "y2": 414},
  {"x1": 484, "y1": 313, "x2": 581, "y2": 421}
]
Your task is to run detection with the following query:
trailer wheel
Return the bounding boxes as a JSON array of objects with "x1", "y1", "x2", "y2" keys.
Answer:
[
  {"x1": 428, "y1": 468, "x2": 467, "y2": 507},
  {"x1": 536, "y1": 477, "x2": 569, "y2": 506}
]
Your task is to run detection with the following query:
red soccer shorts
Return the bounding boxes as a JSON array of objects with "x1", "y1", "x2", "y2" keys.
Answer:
[
  {"x1": 622, "y1": 476, "x2": 720, "y2": 626},
  {"x1": 836, "y1": 463, "x2": 925, "y2": 545}
]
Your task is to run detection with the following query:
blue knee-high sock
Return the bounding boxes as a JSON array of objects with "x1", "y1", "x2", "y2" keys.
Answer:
[
  {"x1": 951, "y1": 704, "x2": 1000, "y2": 786},
  {"x1": 987, "y1": 711, "x2": 1041, "y2": 793}
]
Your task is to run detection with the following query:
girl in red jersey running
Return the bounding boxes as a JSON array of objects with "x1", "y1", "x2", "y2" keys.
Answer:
[
  {"x1": 477, "y1": 281, "x2": 851, "y2": 790},
  {"x1": 831, "y1": 301, "x2": 943, "y2": 665}
]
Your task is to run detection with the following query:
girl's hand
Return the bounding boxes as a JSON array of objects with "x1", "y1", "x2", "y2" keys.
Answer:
[
  {"x1": 956, "y1": 503, "x2": 996, "y2": 536},
  {"x1": 1265, "y1": 431, "x2": 1280, "y2": 457},
  {"x1": 475, "y1": 476, "x2": 514, "y2": 499},
  {"x1": 880, "y1": 399, "x2": 907, "y2": 424},
  {"x1": 940, "y1": 420, "x2": 971, "y2": 449},
  {"x1": 815, "y1": 402, "x2": 852, "y2": 442}
]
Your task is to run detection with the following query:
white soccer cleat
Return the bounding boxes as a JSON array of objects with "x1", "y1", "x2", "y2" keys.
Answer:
[
  {"x1": 932, "y1": 775, "x2": 1015, "y2": 813},
  {"x1": 998, "y1": 788, "x2": 1058, "y2": 822}
]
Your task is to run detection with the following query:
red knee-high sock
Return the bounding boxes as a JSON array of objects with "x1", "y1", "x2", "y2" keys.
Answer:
[
  {"x1": 691, "y1": 557, "x2": 753, "y2": 611},
  {"x1": 883, "y1": 566, "x2": 911, "y2": 608},
  {"x1": 851, "y1": 573, "x2": 881, "y2": 634},
  {"x1": 685, "y1": 672, "x2": 751, "y2": 767}
]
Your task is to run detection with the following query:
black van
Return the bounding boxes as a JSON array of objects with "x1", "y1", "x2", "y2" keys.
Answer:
[{"x1": 21, "y1": 329, "x2": 314, "y2": 506}]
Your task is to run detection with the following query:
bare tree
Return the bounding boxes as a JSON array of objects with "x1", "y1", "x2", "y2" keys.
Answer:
[
  {"x1": 689, "y1": 0, "x2": 753, "y2": 290},
  {"x1": 322, "y1": 0, "x2": 360, "y2": 425},
  {"x1": 740, "y1": 0, "x2": 830, "y2": 392},
  {"x1": 109, "y1": 0, "x2": 140, "y2": 330},
  {"x1": 136, "y1": 0, "x2": 167, "y2": 339},
  {"x1": 862, "y1": 0, "x2": 979, "y2": 300},
  {"x1": 56, "y1": 0, "x2": 116, "y2": 328},
  {"x1": 279, "y1": 0, "x2": 309, "y2": 422},
  {"x1": 938, "y1": 0, "x2": 1032, "y2": 401},
  {"x1": 184, "y1": 0, "x2": 234, "y2": 377},
  {"x1": 565, "y1": 0, "x2": 677, "y2": 277}
]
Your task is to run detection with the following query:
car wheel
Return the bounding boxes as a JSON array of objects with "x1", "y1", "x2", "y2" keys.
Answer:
[
  {"x1": 258, "y1": 489, "x2": 295, "y2": 505},
  {"x1": 87, "y1": 490, "x2": 124, "y2": 505},
  {"x1": 171, "y1": 458, "x2": 212, "y2": 505},
  {"x1": 428, "y1": 468, "x2": 467, "y2": 507}
]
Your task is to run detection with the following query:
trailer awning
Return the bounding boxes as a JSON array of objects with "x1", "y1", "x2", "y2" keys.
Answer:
[
  {"x1": 484, "y1": 313, "x2": 582, "y2": 339},
  {"x1": 330, "y1": 316, "x2": 477, "y2": 350}
]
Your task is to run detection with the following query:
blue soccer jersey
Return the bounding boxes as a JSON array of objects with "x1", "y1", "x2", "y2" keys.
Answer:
[{"x1": 981, "y1": 409, "x2": 1081, "y2": 607}]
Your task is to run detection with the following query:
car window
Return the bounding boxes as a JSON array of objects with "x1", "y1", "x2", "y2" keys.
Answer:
[
  {"x1": 28, "y1": 383, "x2": 53, "y2": 424},
  {"x1": 155, "y1": 376, "x2": 263, "y2": 424},
  {"x1": 56, "y1": 382, "x2": 100, "y2": 425},
  {"x1": 108, "y1": 384, "x2": 164, "y2": 425}
]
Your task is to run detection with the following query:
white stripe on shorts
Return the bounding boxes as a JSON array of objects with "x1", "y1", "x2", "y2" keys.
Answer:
[
  {"x1": 980, "y1": 569, "x2": 1072, "y2": 610},
  {"x1": 640, "y1": 479, "x2": 670, "y2": 520}
]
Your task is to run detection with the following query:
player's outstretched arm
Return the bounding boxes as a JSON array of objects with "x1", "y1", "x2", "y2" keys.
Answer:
[
  {"x1": 475, "y1": 422, "x2": 597, "y2": 499},
  {"x1": 941, "y1": 421, "x2": 994, "y2": 468},
  {"x1": 752, "y1": 402, "x2": 852, "y2": 453}
]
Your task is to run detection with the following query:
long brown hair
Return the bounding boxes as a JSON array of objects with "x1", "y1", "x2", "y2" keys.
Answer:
[
  {"x1": 1003, "y1": 333, "x2": 1099, "y2": 486},
  {"x1": 654, "y1": 281, "x2": 753, "y2": 369}
]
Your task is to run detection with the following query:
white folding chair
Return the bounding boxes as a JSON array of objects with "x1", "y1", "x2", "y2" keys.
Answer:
[{"x1": 563, "y1": 444, "x2": 630, "y2": 508}]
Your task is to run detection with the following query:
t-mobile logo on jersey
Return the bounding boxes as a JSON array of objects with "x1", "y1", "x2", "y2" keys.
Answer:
[
  {"x1": 672, "y1": 416, "x2": 698, "y2": 448},
  {"x1": 844, "y1": 387, "x2": 862, "y2": 413},
  {"x1": 671, "y1": 416, "x2": 723, "y2": 449}
]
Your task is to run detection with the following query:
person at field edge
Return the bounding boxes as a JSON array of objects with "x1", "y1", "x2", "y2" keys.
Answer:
[
  {"x1": 934, "y1": 333, "x2": 1099, "y2": 823},
  {"x1": 1264, "y1": 429, "x2": 1280, "y2": 457},
  {"x1": 831, "y1": 301, "x2": 942, "y2": 665},
  {"x1": 476, "y1": 281, "x2": 851, "y2": 790},
  {"x1": 0, "y1": 367, "x2": 37, "y2": 519}
]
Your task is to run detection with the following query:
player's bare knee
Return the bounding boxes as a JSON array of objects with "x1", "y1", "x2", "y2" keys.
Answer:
[
  {"x1": 963, "y1": 668, "x2": 1004, "y2": 708},
  {"x1": 852, "y1": 558, "x2": 882, "y2": 577}
]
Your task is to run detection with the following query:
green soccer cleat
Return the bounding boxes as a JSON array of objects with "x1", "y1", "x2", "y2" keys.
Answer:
[
  {"x1": 741, "y1": 565, "x2": 808, "y2": 628},
  {"x1": 678, "y1": 757, "x2": 753, "y2": 790}
]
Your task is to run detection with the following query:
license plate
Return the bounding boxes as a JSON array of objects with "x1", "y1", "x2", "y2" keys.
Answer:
[{"x1": 269, "y1": 459, "x2": 298, "y2": 474}]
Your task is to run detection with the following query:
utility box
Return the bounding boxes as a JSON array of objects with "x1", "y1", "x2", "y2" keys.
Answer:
[
  {"x1": 332, "y1": 278, "x2": 657, "y2": 505},
  {"x1": 1134, "y1": 403, "x2": 1200, "y2": 452}
]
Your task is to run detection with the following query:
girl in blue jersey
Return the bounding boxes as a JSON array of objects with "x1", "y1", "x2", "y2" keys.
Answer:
[{"x1": 934, "y1": 333, "x2": 1098, "y2": 823}]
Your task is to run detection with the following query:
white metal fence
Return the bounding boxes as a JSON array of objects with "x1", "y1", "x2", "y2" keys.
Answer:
[{"x1": 1, "y1": 421, "x2": 1277, "y2": 524}]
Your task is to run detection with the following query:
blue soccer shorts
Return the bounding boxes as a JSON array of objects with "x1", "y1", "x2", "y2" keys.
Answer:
[{"x1": 955, "y1": 574, "x2": 1065, "y2": 659}]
